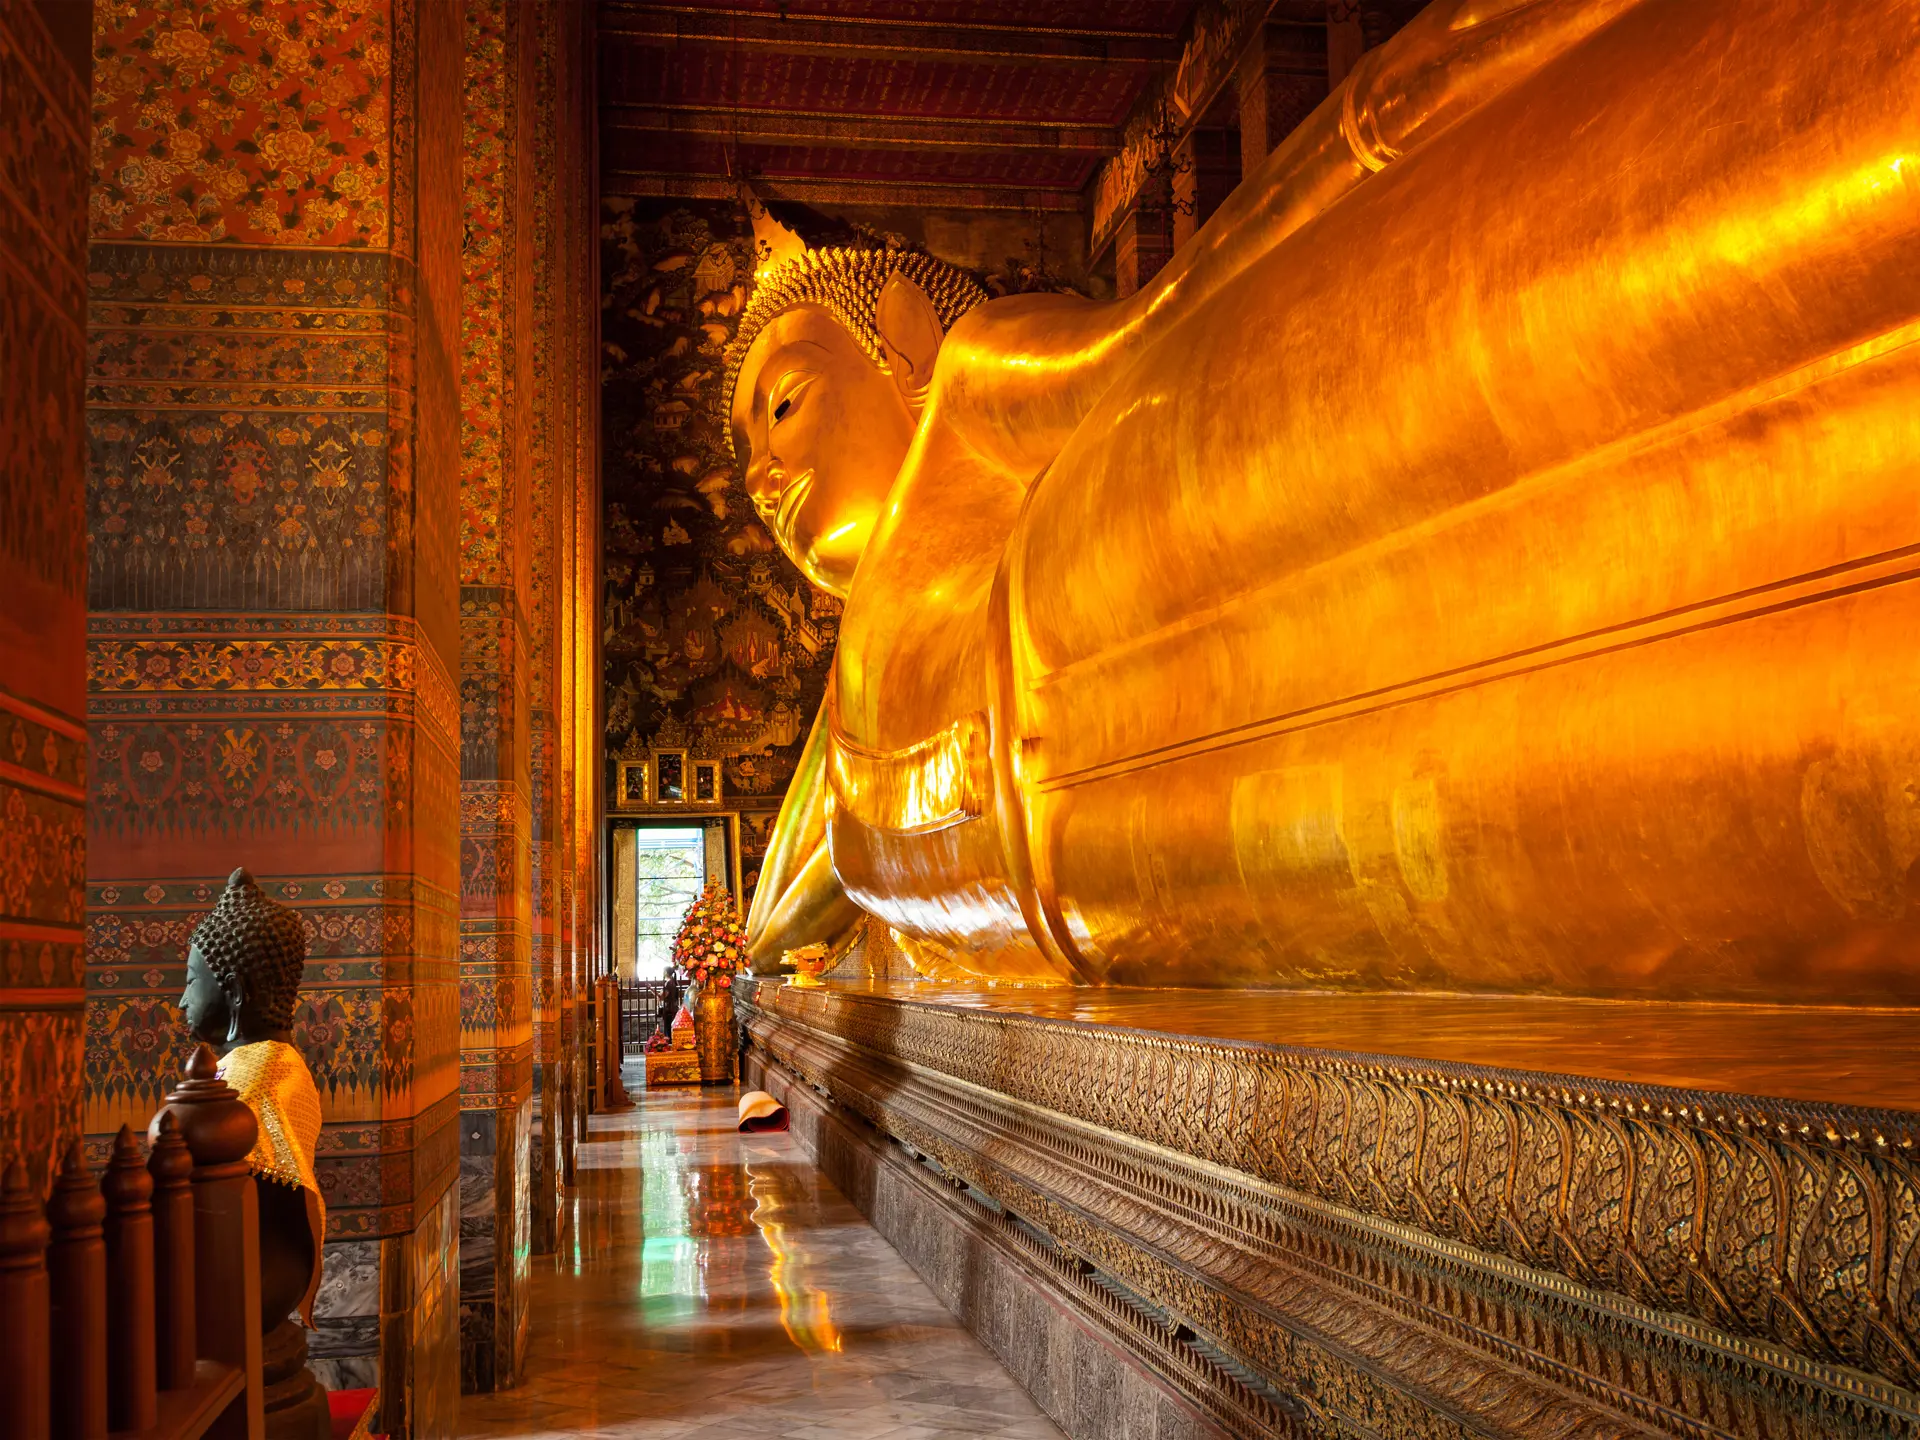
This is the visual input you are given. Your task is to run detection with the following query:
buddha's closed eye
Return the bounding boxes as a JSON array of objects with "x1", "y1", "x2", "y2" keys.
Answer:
[{"x1": 768, "y1": 371, "x2": 815, "y2": 428}]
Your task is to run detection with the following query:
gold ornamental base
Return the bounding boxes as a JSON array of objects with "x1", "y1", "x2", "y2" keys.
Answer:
[
  {"x1": 644, "y1": 1047, "x2": 701, "y2": 1088},
  {"x1": 693, "y1": 986, "x2": 736, "y2": 1085},
  {"x1": 738, "y1": 977, "x2": 1920, "y2": 1439}
]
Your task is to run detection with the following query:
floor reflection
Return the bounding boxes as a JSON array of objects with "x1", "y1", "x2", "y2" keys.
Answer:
[
  {"x1": 749, "y1": 1160, "x2": 844, "y2": 1358},
  {"x1": 458, "y1": 1079, "x2": 1063, "y2": 1438}
]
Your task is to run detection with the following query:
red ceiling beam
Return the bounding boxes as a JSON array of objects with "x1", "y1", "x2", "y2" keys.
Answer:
[
  {"x1": 602, "y1": 104, "x2": 1121, "y2": 155},
  {"x1": 601, "y1": 6, "x2": 1183, "y2": 66},
  {"x1": 602, "y1": 169, "x2": 1088, "y2": 212}
]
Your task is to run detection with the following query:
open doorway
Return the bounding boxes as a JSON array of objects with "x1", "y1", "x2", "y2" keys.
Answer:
[
  {"x1": 609, "y1": 815, "x2": 743, "y2": 1051},
  {"x1": 630, "y1": 825, "x2": 705, "y2": 978},
  {"x1": 608, "y1": 812, "x2": 742, "y2": 987}
]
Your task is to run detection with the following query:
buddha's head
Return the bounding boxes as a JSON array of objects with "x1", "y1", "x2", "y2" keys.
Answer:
[
  {"x1": 725, "y1": 248, "x2": 986, "y2": 596},
  {"x1": 179, "y1": 867, "x2": 307, "y2": 1048}
]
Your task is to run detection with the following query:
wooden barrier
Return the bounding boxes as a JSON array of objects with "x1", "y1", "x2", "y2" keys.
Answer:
[
  {"x1": 149, "y1": 1115, "x2": 197, "y2": 1392},
  {"x1": 104, "y1": 1126, "x2": 157, "y2": 1433},
  {"x1": 595, "y1": 973, "x2": 635, "y2": 1112},
  {"x1": 0, "y1": 1159, "x2": 52, "y2": 1440},
  {"x1": 48, "y1": 1142, "x2": 108, "y2": 1440},
  {"x1": 0, "y1": 1044, "x2": 265, "y2": 1440}
]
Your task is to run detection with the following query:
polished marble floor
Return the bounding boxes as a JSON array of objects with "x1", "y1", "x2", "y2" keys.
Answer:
[{"x1": 459, "y1": 1076, "x2": 1064, "y2": 1439}]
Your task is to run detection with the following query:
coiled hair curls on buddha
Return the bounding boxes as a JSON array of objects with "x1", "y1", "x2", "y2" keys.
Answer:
[
  {"x1": 723, "y1": 246, "x2": 987, "y2": 453},
  {"x1": 191, "y1": 866, "x2": 307, "y2": 1032}
]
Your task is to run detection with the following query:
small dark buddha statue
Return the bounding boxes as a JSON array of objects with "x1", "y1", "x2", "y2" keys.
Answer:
[{"x1": 173, "y1": 867, "x2": 330, "y2": 1440}]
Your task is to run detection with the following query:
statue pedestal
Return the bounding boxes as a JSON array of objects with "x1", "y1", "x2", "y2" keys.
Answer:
[
  {"x1": 262, "y1": 1318, "x2": 329, "y2": 1440},
  {"x1": 738, "y1": 977, "x2": 1920, "y2": 1440}
]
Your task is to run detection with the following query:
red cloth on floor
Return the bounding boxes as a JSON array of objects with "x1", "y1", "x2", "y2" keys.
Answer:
[{"x1": 328, "y1": 1388, "x2": 382, "y2": 1440}]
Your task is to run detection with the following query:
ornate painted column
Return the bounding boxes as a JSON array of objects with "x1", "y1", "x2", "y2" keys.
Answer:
[
  {"x1": 1113, "y1": 174, "x2": 1174, "y2": 300},
  {"x1": 1235, "y1": 19, "x2": 1328, "y2": 177},
  {"x1": 83, "y1": 3, "x2": 465, "y2": 1435},
  {"x1": 561, "y1": 0, "x2": 600, "y2": 1181},
  {"x1": 1170, "y1": 125, "x2": 1238, "y2": 253},
  {"x1": 0, "y1": 0, "x2": 92, "y2": 1200},
  {"x1": 455, "y1": 0, "x2": 534, "y2": 1394},
  {"x1": 525, "y1": 0, "x2": 596, "y2": 1257}
]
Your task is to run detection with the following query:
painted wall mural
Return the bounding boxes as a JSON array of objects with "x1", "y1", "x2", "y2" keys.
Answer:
[
  {"x1": 600, "y1": 199, "x2": 843, "y2": 901},
  {"x1": 90, "y1": 0, "x2": 393, "y2": 246},
  {"x1": 82, "y1": 0, "x2": 478, "y2": 1431},
  {"x1": 0, "y1": 0, "x2": 91, "y2": 1202}
]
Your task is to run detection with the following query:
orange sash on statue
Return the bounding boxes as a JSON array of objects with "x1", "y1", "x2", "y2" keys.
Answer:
[{"x1": 219, "y1": 1039, "x2": 327, "y2": 1324}]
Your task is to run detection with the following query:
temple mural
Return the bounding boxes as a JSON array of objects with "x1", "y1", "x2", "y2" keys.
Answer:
[{"x1": 600, "y1": 200, "x2": 842, "y2": 903}]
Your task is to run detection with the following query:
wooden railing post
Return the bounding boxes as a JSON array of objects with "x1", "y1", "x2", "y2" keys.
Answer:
[
  {"x1": 598, "y1": 972, "x2": 633, "y2": 1110},
  {"x1": 147, "y1": 1112, "x2": 197, "y2": 1392},
  {"x1": 0, "y1": 1160, "x2": 51, "y2": 1440},
  {"x1": 160, "y1": 1044, "x2": 264, "y2": 1440},
  {"x1": 47, "y1": 1141, "x2": 107, "y2": 1440},
  {"x1": 103, "y1": 1125, "x2": 158, "y2": 1433}
]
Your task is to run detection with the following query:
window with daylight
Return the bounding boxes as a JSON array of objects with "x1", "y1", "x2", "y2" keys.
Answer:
[{"x1": 633, "y1": 826, "x2": 706, "y2": 978}]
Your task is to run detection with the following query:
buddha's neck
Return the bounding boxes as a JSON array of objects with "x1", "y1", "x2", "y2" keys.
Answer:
[{"x1": 222, "y1": 1026, "x2": 294, "y2": 1052}]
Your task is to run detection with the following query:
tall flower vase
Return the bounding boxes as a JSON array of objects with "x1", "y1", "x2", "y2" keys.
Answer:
[{"x1": 693, "y1": 985, "x2": 736, "y2": 1085}]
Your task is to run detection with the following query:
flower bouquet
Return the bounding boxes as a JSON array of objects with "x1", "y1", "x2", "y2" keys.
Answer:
[
  {"x1": 672, "y1": 882, "x2": 750, "y2": 993},
  {"x1": 671, "y1": 884, "x2": 750, "y2": 1084}
]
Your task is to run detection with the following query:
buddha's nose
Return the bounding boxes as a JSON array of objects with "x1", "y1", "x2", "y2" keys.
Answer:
[{"x1": 746, "y1": 456, "x2": 782, "y2": 518}]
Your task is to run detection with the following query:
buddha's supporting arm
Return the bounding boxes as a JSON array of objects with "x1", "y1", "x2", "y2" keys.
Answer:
[
  {"x1": 746, "y1": 699, "x2": 864, "y2": 969},
  {"x1": 748, "y1": 839, "x2": 865, "y2": 973}
]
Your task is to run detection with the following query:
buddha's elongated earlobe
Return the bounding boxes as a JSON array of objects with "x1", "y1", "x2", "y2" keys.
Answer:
[
  {"x1": 876, "y1": 273, "x2": 945, "y2": 417},
  {"x1": 223, "y1": 975, "x2": 246, "y2": 1046}
]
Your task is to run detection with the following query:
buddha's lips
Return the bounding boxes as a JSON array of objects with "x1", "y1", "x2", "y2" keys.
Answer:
[{"x1": 775, "y1": 469, "x2": 813, "y2": 543}]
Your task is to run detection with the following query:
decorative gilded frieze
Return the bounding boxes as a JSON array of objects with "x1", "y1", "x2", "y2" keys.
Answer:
[{"x1": 743, "y1": 982, "x2": 1920, "y2": 1438}]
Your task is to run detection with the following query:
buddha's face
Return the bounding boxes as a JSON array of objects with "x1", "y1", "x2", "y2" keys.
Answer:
[
  {"x1": 179, "y1": 943, "x2": 234, "y2": 1045},
  {"x1": 730, "y1": 303, "x2": 918, "y2": 597}
]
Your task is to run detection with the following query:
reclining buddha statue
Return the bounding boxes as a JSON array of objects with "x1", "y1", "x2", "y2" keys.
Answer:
[{"x1": 736, "y1": 0, "x2": 1920, "y2": 1003}]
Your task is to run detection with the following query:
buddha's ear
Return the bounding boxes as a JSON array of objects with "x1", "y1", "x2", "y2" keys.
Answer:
[
  {"x1": 876, "y1": 273, "x2": 944, "y2": 413},
  {"x1": 221, "y1": 972, "x2": 247, "y2": 1045}
]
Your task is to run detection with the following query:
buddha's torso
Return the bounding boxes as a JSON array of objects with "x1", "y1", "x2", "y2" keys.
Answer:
[{"x1": 801, "y1": 0, "x2": 1920, "y2": 1002}]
